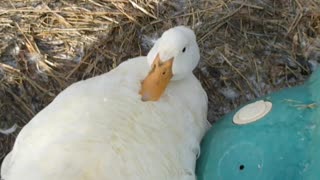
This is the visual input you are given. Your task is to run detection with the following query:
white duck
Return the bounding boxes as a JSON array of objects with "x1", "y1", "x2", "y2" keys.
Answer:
[{"x1": 1, "y1": 26, "x2": 210, "y2": 180}]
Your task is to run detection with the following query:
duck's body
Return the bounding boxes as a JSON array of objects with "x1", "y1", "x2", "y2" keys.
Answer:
[{"x1": 1, "y1": 26, "x2": 210, "y2": 180}]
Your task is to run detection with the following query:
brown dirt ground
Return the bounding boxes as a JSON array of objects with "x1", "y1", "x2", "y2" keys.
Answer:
[{"x1": 0, "y1": 0, "x2": 320, "y2": 171}]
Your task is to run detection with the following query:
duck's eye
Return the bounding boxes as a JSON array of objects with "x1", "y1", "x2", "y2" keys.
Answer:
[{"x1": 182, "y1": 47, "x2": 186, "y2": 53}]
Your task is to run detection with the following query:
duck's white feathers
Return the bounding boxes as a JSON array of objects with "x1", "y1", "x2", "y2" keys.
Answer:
[{"x1": 1, "y1": 57, "x2": 210, "y2": 180}]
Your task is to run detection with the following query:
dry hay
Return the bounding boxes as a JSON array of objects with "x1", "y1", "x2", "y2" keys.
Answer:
[{"x1": 0, "y1": 0, "x2": 320, "y2": 170}]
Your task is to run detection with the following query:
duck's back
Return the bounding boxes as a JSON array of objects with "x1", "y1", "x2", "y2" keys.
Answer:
[{"x1": 1, "y1": 57, "x2": 209, "y2": 180}]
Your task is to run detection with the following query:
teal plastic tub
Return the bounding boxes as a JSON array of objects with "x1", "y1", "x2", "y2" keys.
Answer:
[{"x1": 196, "y1": 69, "x2": 320, "y2": 180}]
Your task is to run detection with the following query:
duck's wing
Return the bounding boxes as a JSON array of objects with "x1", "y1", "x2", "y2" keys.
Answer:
[{"x1": 0, "y1": 57, "x2": 148, "y2": 180}]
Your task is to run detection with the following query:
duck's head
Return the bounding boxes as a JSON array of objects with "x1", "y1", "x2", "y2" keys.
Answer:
[{"x1": 139, "y1": 26, "x2": 200, "y2": 101}]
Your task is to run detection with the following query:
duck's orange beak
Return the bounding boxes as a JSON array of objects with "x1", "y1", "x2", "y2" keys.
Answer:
[{"x1": 139, "y1": 53, "x2": 173, "y2": 101}]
